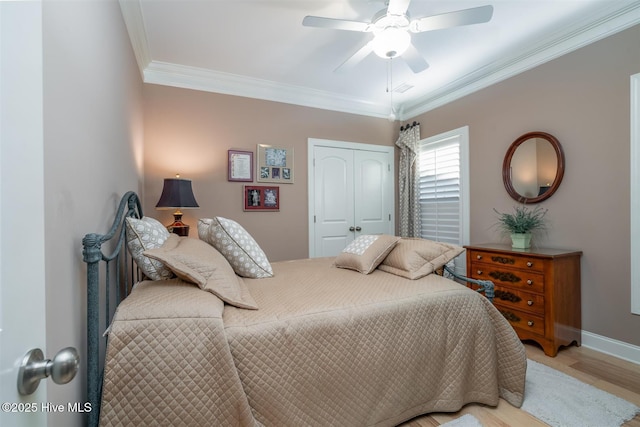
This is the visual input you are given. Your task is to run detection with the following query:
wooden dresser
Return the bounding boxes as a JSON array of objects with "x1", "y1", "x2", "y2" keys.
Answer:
[{"x1": 465, "y1": 243, "x2": 582, "y2": 357}]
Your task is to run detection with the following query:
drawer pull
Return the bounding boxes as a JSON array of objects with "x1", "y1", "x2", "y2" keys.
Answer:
[
  {"x1": 527, "y1": 320, "x2": 534, "y2": 327},
  {"x1": 527, "y1": 300, "x2": 533, "y2": 306},
  {"x1": 477, "y1": 270, "x2": 483, "y2": 275},
  {"x1": 527, "y1": 279, "x2": 533, "y2": 285},
  {"x1": 527, "y1": 262, "x2": 533, "y2": 267},
  {"x1": 476, "y1": 255, "x2": 482, "y2": 260}
]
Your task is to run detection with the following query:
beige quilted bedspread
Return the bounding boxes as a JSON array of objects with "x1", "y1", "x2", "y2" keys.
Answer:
[{"x1": 100, "y1": 258, "x2": 526, "y2": 426}]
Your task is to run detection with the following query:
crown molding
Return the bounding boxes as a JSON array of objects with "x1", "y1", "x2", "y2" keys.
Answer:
[
  {"x1": 143, "y1": 61, "x2": 392, "y2": 118},
  {"x1": 119, "y1": 0, "x2": 151, "y2": 77},
  {"x1": 399, "y1": 2, "x2": 640, "y2": 120},
  {"x1": 120, "y1": 0, "x2": 640, "y2": 120}
]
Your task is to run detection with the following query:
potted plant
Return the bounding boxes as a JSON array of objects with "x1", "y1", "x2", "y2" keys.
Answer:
[{"x1": 494, "y1": 205, "x2": 548, "y2": 249}]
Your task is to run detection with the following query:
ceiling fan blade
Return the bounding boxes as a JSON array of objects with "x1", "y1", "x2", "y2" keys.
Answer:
[
  {"x1": 387, "y1": 0, "x2": 411, "y2": 16},
  {"x1": 402, "y1": 43, "x2": 429, "y2": 73},
  {"x1": 303, "y1": 16, "x2": 372, "y2": 32},
  {"x1": 334, "y1": 41, "x2": 374, "y2": 73},
  {"x1": 409, "y1": 5, "x2": 493, "y2": 33}
]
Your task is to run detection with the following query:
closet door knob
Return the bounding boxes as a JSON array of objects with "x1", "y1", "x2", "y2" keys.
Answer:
[
  {"x1": 349, "y1": 226, "x2": 355, "y2": 232},
  {"x1": 355, "y1": 226, "x2": 362, "y2": 232}
]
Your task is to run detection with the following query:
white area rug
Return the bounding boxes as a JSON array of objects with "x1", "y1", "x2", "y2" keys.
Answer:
[
  {"x1": 440, "y1": 414, "x2": 482, "y2": 427},
  {"x1": 438, "y1": 359, "x2": 640, "y2": 427},
  {"x1": 522, "y1": 359, "x2": 640, "y2": 427}
]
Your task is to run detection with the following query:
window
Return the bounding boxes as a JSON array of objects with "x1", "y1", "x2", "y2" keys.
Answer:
[{"x1": 419, "y1": 126, "x2": 470, "y2": 275}]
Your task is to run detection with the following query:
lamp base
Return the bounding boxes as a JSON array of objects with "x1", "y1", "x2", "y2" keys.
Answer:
[{"x1": 166, "y1": 214, "x2": 190, "y2": 237}]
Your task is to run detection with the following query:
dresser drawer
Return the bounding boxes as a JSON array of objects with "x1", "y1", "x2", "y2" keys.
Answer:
[
  {"x1": 469, "y1": 264, "x2": 545, "y2": 293},
  {"x1": 493, "y1": 286, "x2": 544, "y2": 315},
  {"x1": 495, "y1": 305, "x2": 545, "y2": 336},
  {"x1": 469, "y1": 250, "x2": 544, "y2": 273}
]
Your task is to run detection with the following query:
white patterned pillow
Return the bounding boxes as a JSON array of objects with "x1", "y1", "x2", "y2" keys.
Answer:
[
  {"x1": 334, "y1": 234, "x2": 400, "y2": 274},
  {"x1": 125, "y1": 216, "x2": 173, "y2": 281},
  {"x1": 198, "y1": 217, "x2": 273, "y2": 278}
]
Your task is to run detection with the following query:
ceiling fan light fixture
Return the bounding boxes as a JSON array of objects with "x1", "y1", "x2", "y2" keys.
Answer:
[{"x1": 372, "y1": 27, "x2": 410, "y2": 59}]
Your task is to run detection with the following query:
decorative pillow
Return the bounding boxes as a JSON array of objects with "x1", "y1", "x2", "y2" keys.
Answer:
[
  {"x1": 334, "y1": 234, "x2": 400, "y2": 274},
  {"x1": 125, "y1": 216, "x2": 173, "y2": 281},
  {"x1": 378, "y1": 237, "x2": 464, "y2": 280},
  {"x1": 144, "y1": 234, "x2": 258, "y2": 310},
  {"x1": 198, "y1": 217, "x2": 273, "y2": 278}
]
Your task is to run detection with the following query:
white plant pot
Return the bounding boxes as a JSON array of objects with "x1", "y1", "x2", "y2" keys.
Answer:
[{"x1": 511, "y1": 233, "x2": 532, "y2": 249}]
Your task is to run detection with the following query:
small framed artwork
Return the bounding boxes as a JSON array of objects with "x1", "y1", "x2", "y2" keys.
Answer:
[
  {"x1": 243, "y1": 185, "x2": 280, "y2": 211},
  {"x1": 228, "y1": 150, "x2": 253, "y2": 182},
  {"x1": 257, "y1": 144, "x2": 294, "y2": 183}
]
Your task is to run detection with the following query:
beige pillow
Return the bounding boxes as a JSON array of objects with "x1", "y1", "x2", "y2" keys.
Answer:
[
  {"x1": 198, "y1": 217, "x2": 273, "y2": 278},
  {"x1": 334, "y1": 234, "x2": 400, "y2": 274},
  {"x1": 144, "y1": 234, "x2": 258, "y2": 310},
  {"x1": 378, "y1": 237, "x2": 464, "y2": 279},
  {"x1": 125, "y1": 216, "x2": 174, "y2": 281}
]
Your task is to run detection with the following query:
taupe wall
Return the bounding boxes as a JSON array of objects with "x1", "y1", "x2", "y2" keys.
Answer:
[
  {"x1": 43, "y1": 2, "x2": 143, "y2": 426},
  {"x1": 142, "y1": 86, "x2": 396, "y2": 261},
  {"x1": 410, "y1": 24, "x2": 640, "y2": 346},
  {"x1": 33, "y1": 5, "x2": 639, "y2": 425},
  {"x1": 142, "y1": 25, "x2": 640, "y2": 347}
]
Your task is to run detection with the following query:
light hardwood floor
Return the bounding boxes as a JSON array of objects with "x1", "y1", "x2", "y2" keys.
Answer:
[{"x1": 400, "y1": 342, "x2": 640, "y2": 427}]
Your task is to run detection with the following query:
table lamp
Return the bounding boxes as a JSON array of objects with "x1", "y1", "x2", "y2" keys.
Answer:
[{"x1": 155, "y1": 174, "x2": 199, "y2": 236}]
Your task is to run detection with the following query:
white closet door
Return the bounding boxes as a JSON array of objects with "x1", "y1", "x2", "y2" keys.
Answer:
[
  {"x1": 354, "y1": 150, "x2": 392, "y2": 236},
  {"x1": 310, "y1": 141, "x2": 394, "y2": 258},
  {"x1": 313, "y1": 146, "x2": 355, "y2": 257}
]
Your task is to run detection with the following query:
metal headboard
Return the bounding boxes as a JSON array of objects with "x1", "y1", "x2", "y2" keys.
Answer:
[
  {"x1": 82, "y1": 191, "x2": 143, "y2": 427},
  {"x1": 443, "y1": 264, "x2": 495, "y2": 302}
]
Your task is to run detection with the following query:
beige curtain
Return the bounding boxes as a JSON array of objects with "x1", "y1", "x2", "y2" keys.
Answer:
[{"x1": 395, "y1": 123, "x2": 421, "y2": 237}]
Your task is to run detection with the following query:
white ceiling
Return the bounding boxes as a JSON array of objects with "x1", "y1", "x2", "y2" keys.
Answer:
[{"x1": 120, "y1": 0, "x2": 640, "y2": 120}]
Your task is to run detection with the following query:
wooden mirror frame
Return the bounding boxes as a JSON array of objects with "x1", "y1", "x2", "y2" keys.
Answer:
[{"x1": 502, "y1": 131, "x2": 565, "y2": 203}]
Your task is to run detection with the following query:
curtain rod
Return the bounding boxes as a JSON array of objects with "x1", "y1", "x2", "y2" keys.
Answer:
[{"x1": 400, "y1": 121, "x2": 419, "y2": 131}]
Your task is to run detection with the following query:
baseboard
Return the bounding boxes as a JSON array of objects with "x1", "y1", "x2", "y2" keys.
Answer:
[{"x1": 581, "y1": 330, "x2": 640, "y2": 365}]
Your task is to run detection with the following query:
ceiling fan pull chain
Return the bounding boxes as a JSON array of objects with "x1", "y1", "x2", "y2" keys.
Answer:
[{"x1": 388, "y1": 58, "x2": 396, "y2": 121}]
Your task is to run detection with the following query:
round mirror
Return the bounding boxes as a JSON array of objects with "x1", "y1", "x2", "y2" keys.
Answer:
[{"x1": 502, "y1": 132, "x2": 565, "y2": 203}]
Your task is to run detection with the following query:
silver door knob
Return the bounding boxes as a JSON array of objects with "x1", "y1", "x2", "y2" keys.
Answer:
[{"x1": 17, "y1": 347, "x2": 79, "y2": 395}]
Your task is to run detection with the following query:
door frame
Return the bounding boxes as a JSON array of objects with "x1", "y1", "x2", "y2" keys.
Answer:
[
  {"x1": 631, "y1": 72, "x2": 640, "y2": 315},
  {"x1": 307, "y1": 138, "x2": 395, "y2": 257},
  {"x1": 0, "y1": 1, "x2": 48, "y2": 426}
]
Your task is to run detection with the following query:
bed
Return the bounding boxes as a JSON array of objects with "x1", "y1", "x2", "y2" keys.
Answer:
[{"x1": 83, "y1": 192, "x2": 526, "y2": 427}]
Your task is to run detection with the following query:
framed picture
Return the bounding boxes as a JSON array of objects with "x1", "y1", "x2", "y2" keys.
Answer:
[
  {"x1": 243, "y1": 185, "x2": 279, "y2": 211},
  {"x1": 228, "y1": 150, "x2": 253, "y2": 182},
  {"x1": 257, "y1": 144, "x2": 294, "y2": 183}
]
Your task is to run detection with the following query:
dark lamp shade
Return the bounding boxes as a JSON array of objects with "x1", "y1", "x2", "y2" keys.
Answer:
[{"x1": 155, "y1": 178, "x2": 199, "y2": 209}]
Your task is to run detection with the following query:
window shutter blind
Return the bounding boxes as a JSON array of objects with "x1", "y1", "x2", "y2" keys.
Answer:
[{"x1": 419, "y1": 136, "x2": 461, "y2": 246}]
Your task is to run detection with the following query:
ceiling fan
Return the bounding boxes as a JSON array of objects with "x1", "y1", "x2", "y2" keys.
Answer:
[{"x1": 302, "y1": 0, "x2": 493, "y2": 73}]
